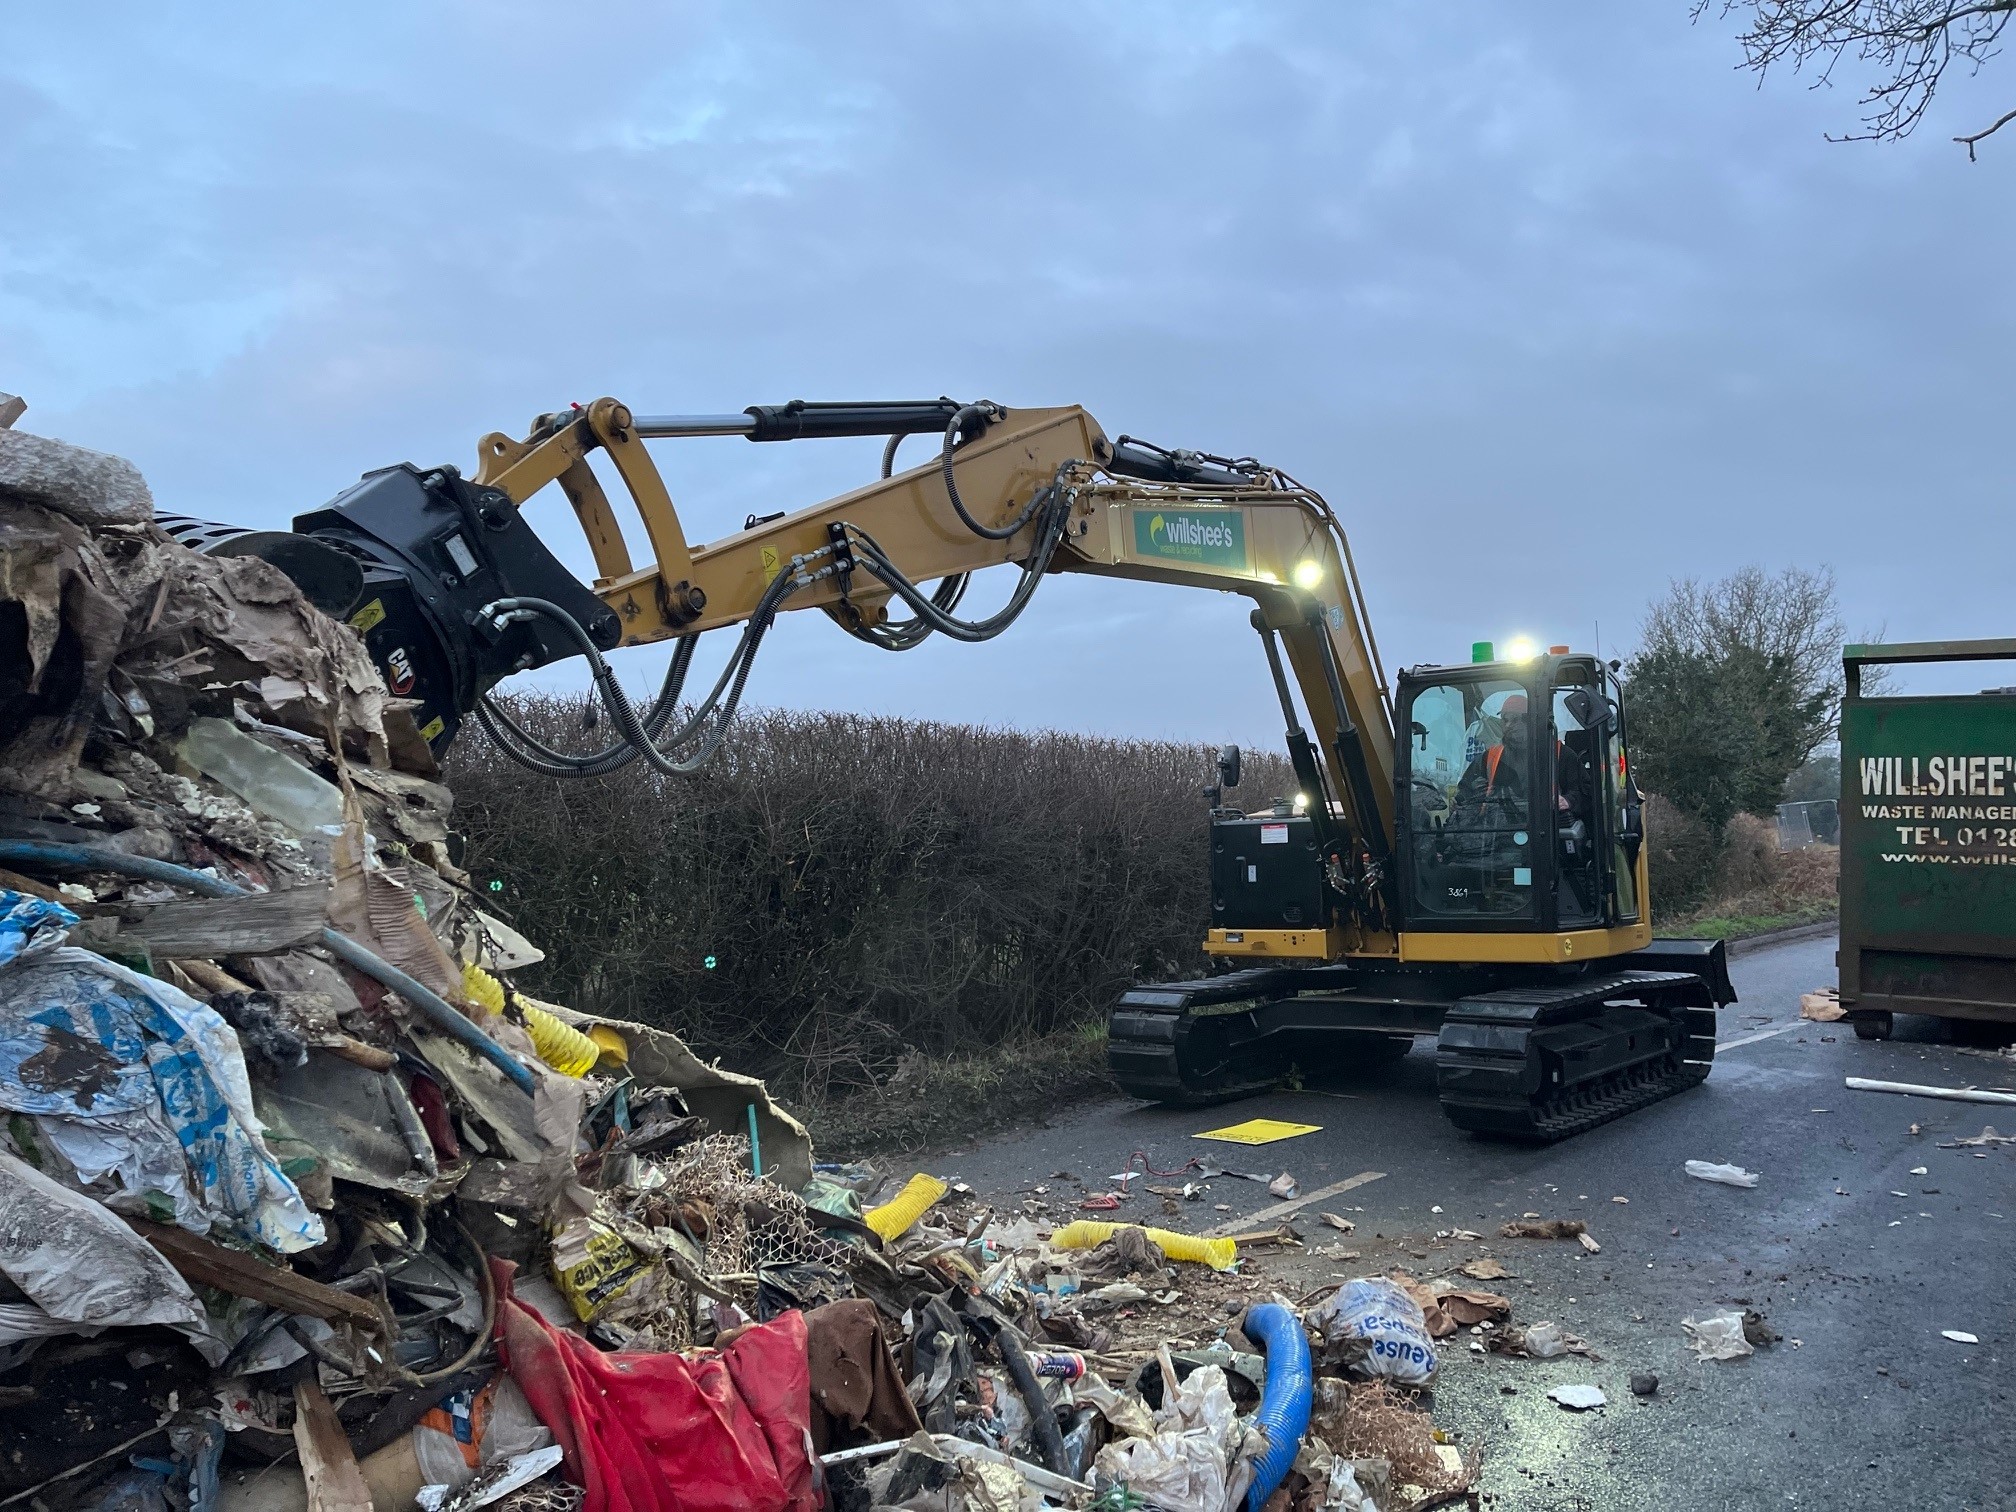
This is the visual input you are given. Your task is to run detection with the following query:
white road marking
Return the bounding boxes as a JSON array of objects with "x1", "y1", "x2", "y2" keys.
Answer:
[
  {"x1": 1202, "y1": 1169, "x2": 1386, "y2": 1236},
  {"x1": 1717, "y1": 1023, "x2": 1803, "y2": 1053}
]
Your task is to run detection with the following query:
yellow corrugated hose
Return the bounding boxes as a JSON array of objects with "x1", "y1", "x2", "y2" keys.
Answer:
[
  {"x1": 865, "y1": 1173, "x2": 949, "y2": 1241},
  {"x1": 460, "y1": 963, "x2": 599, "y2": 1077},
  {"x1": 1049, "y1": 1220, "x2": 1239, "y2": 1271}
]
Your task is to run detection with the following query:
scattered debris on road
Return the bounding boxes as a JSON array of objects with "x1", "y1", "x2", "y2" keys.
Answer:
[
  {"x1": 1683, "y1": 1311, "x2": 1757, "y2": 1361},
  {"x1": 1546, "y1": 1383, "x2": 1606, "y2": 1411},
  {"x1": 1938, "y1": 1126, "x2": 2016, "y2": 1149},
  {"x1": 1846, "y1": 1077, "x2": 2016, "y2": 1107},
  {"x1": 1685, "y1": 1160, "x2": 1762, "y2": 1187}
]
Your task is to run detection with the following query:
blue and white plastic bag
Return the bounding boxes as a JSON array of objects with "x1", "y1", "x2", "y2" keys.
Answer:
[
  {"x1": 0, "y1": 902, "x2": 322, "y2": 1253},
  {"x1": 1307, "y1": 1278, "x2": 1438, "y2": 1384}
]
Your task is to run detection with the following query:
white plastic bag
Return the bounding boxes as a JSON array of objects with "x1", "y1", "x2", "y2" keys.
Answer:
[
  {"x1": 1092, "y1": 1432, "x2": 1229, "y2": 1512},
  {"x1": 1307, "y1": 1278, "x2": 1438, "y2": 1384},
  {"x1": 1092, "y1": 1348, "x2": 1256, "y2": 1512},
  {"x1": 1522, "y1": 1321, "x2": 1567, "y2": 1359},
  {"x1": 0, "y1": 1148, "x2": 221, "y2": 1360},
  {"x1": 1683, "y1": 1310, "x2": 1755, "y2": 1361},
  {"x1": 1322, "y1": 1460, "x2": 1379, "y2": 1512},
  {"x1": 1685, "y1": 1160, "x2": 1760, "y2": 1188}
]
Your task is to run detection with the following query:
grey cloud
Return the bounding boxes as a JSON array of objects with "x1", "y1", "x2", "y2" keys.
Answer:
[{"x1": 3, "y1": 2, "x2": 2008, "y2": 737}]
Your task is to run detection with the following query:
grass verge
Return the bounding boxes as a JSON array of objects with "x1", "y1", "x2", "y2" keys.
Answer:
[
  {"x1": 800, "y1": 1023, "x2": 1116, "y2": 1158},
  {"x1": 1666, "y1": 900, "x2": 1838, "y2": 941}
]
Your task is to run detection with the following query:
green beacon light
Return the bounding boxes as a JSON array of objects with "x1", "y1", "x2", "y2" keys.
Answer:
[
  {"x1": 1471, "y1": 640, "x2": 1494, "y2": 664},
  {"x1": 703, "y1": 954, "x2": 718, "y2": 970}
]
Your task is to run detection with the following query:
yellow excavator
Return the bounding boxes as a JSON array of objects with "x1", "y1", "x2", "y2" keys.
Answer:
[{"x1": 179, "y1": 397, "x2": 1732, "y2": 1139}]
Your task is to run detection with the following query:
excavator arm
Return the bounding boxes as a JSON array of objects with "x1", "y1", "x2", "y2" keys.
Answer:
[
  {"x1": 223, "y1": 392, "x2": 1728, "y2": 1141},
  {"x1": 210, "y1": 396, "x2": 1396, "y2": 920},
  {"x1": 451, "y1": 397, "x2": 1393, "y2": 874}
]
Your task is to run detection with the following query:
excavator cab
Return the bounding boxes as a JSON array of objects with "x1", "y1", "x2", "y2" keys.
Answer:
[{"x1": 1394, "y1": 652, "x2": 1642, "y2": 938}]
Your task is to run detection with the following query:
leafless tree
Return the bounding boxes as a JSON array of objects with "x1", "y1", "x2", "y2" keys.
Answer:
[
  {"x1": 1698, "y1": 1, "x2": 2016, "y2": 156},
  {"x1": 1640, "y1": 564, "x2": 1848, "y2": 759}
]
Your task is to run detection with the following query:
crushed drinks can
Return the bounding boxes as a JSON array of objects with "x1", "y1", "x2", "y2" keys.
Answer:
[{"x1": 1030, "y1": 1350, "x2": 1086, "y2": 1381}]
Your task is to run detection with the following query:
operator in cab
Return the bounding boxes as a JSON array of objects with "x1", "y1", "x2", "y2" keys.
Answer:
[{"x1": 1453, "y1": 692, "x2": 1532, "y2": 825}]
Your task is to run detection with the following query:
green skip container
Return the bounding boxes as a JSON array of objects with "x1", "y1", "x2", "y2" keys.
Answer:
[{"x1": 1838, "y1": 638, "x2": 2016, "y2": 1040}]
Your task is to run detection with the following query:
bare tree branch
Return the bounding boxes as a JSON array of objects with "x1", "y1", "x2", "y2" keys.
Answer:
[
  {"x1": 1954, "y1": 101, "x2": 2016, "y2": 151},
  {"x1": 1697, "y1": 0, "x2": 2016, "y2": 153}
]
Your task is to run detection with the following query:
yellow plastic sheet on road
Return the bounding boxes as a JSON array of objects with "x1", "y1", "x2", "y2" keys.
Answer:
[{"x1": 1191, "y1": 1118, "x2": 1321, "y2": 1145}]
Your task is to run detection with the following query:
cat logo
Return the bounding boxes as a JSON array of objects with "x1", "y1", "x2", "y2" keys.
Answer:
[{"x1": 384, "y1": 646, "x2": 417, "y2": 696}]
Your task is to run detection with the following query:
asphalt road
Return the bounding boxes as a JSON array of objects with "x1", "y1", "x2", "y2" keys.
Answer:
[{"x1": 935, "y1": 933, "x2": 2015, "y2": 1510}]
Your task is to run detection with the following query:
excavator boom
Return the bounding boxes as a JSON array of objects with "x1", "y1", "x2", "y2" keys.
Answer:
[{"x1": 454, "y1": 399, "x2": 1396, "y2": 888}]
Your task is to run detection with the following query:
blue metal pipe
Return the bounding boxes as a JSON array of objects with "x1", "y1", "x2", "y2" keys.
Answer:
[
  {"x1": 1242, "y1": 1302, "x2": 1313, "y2": 1510},
  {"x1": 0, "y1": 838, "x2": 537, "y2": 1094}
]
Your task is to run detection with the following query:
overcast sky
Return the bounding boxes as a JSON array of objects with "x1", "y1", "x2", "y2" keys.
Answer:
[{"x1": 5, "y1": 4, "x2": 2009, "y2": 747}]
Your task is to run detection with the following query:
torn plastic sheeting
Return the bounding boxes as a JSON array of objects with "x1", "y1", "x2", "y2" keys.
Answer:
[
  {"x1": 253, "y1": 1050, "x2": 438, "y2": 1195},
  {"x1": 1094, "y1": 1351, "x2": 1251, "y2": 1512},
  {"x1": 1682, "y1": 1310, "x2": 1755, "y2": 1361},
  {"x1": 540, "y1": 1006, "x2": 814, "y2": 1193},
  {"x1": 0, "y1": 890, "x2": 77, "y2": 966},
  {"x1": 0, "y1": 1147, "x2": 209, "y2": 1347},
  {"x1": 490, "y1": 1258, "x2": 816, "y2": 1512},
  {"x1": 0, "y1": 942, "x2": 322, "y2": 1252}
]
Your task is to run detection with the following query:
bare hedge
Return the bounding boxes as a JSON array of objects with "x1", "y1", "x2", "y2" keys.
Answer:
[{"x1": 448, "y1": 700, "x2": 1292, "y2": 1101}]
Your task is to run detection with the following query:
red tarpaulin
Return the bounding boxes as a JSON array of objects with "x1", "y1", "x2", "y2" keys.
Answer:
[{"x1": 490, "y1": 1259, "x2": 816, "y2": 1512}]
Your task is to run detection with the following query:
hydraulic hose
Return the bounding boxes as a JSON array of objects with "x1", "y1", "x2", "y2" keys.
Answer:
[
  {"x1": 938, "y1": 402, "x2": 1030, "y2": 540},
  {"x1": 477, "y1": 631, "x2": 700, "y2": 777},
  {"x1": 476, "y1": 557, "x2": 818, "y2": 778},
  {"x1": 1241, "y1": 1303, "x2": 1312, "y2": 1510},
  {"x1": 0, "y1": 839, "x2": 538, "y2": 1095},
  {"x1": 836, "y1": 461, "x2": 1077, "y2": 646}
]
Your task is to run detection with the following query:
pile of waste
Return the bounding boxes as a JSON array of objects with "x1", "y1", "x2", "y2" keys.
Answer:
[{"x1": 0, "y1": 416, "x2": 1476, "y2": 1512}]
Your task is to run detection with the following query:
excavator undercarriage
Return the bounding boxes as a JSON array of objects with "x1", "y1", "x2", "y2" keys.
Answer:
[{"x1": 1109, "y1": 941, "x2": 1731, "y2": 1140}]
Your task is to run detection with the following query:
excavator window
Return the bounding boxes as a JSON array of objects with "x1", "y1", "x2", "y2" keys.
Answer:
[
  {"x1": 1403, "y1": 678, "x2": 1539, "y2": 921},
  {"x1": 1552, "y1": 684, "x2": 1601, "y2": 928},
  {"x1": 1600, "y1": 669, "x2": 1641, "y2": 923}
]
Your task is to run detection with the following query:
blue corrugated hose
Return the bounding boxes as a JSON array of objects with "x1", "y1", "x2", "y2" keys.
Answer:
[
  {"x1": 0, "y1": 838, "x2": 538, "y2": 1094},
  {"x1": 1242, "y1": 1302, "x2": 1313, "y2": 1509}
]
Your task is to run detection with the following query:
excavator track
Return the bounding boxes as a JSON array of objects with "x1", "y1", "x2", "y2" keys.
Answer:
[
  {"x1": 1108, "y1": 964, "x2": 1721, "y2": 1139},
  {"x1": 1106, "y1": 967, "x2": 1307, "y2": 1106},
  {"x1": 1434, "y1": 971, "x2": 1717, "y2": 1141}
]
